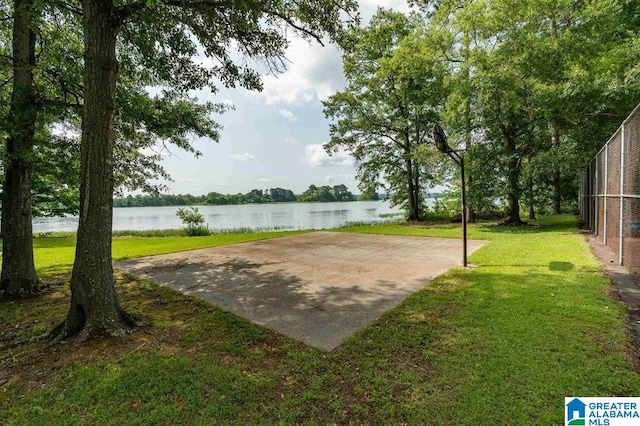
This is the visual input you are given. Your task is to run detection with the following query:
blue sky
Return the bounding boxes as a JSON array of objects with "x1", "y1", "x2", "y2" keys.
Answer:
[{"x1": 155, "y1": 0, "x2": 412, "y2": 196}]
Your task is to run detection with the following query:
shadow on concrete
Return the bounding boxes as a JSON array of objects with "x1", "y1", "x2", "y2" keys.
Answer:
[
  {"x1": 115, "y1": 231, "x2": 488, "y2": 350},
  {"x1": 117, "y1": 256, "x2": 431, "y2": 351}
]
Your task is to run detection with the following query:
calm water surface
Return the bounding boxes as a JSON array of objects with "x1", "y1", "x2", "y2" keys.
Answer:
[{"x1": 33, "y1": 201, "x2": 404, "y2": 233}]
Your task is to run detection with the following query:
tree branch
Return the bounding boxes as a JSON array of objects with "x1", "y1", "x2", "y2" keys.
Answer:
[
  {"x1": 346, "y1": 97, "x2": 404, "y2": 139},
  {"x1": 0, "y1": 54, "x2": 12, "y2": 66},
  {"x1": 39, "y1": 98, "x2": 83, "y2": 111},
  {"x1": 117, "y1": 0, "x2": 325, "y2": 47},
  {"x1": 116, "y1": 0, "x2": 229, "y2": 25},
  {"x1": 114, "y1": 0, "x2": 147, "y2": 24},
  {"x1": 263, "y1": 9, "x2": 324, "y2": 45},
  {"x1": 0, "y1": 77, "x2": 14, "y2": 90},
  {"x1": 56, "y1": 1, "x2": 82, "y2": 16}
]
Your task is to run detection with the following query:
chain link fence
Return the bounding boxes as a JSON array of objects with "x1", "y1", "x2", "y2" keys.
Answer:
[{"x1": 579, "y1": 104, "x2": 640, "y2": 275}]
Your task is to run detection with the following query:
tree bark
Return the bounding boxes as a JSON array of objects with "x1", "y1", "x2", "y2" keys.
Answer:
[
  {"x1": 50, "y1": 0, "x2": 134, "y2": 341},
  {"x1": 403, "y1": 130, "x2": 424, "y2": 222},
  {"x1": 1, "y1": 0, "x2": 39, "y2": 299},
  {"x1": 406, "y1": 156, "x2": 419, "y2": 221},
  {"x1": 412, "y1": 160, "x2": 424, "y2": 221},
  {"x1": 528, "y1": 175, "x2": 535, "y2": 220},
  {"x1": 503, "y1": 136, "x2": 524, "y2": 225},
  {"x1": 465, "y1": 204, "x2": 476, "y2": 223},
  {"x1": 549, "y1": 122, "x2": 561, "y2": 214}
]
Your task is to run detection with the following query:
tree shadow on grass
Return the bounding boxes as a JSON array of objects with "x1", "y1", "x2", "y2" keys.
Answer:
[
  {"x1": 549, "y1": 261, "x2": 574, "y2": 272},
  {"x1": 476, "y1": 218, "x2": 577, "y2": 235},
  {"x1": 37, "y1": 264, "x2": 74, "y2": 276}
]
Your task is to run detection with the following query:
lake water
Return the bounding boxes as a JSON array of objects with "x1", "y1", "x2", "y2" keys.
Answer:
[{"x1": 32, "y1": 201, "x2": 404, "y2": 233}]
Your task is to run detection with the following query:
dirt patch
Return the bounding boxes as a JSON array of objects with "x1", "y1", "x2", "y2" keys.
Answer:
[{"x1": 116, "y1": 231, "x2": 489, "y2": 350}]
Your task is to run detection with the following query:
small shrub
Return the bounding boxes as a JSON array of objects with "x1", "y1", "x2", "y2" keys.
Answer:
[
  {"x1": 176, "y1": 207, "x2": 210, "y2": 236},
  {"x1": 185, "y1": 224, "x2": 211, "y2": 236}
]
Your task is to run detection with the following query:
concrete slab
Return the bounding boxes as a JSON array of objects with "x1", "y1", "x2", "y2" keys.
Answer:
[{"x1": 115, "y1": 232, "x2": 489, "y2": 350}]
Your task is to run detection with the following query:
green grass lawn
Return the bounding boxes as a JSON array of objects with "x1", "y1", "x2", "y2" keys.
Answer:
[
  {"x1": 1, "y1": 215, "x2": 639, "y2": 425},
  {"x1": 34, "y1": 229, "x2": 308, "y2": 275}
]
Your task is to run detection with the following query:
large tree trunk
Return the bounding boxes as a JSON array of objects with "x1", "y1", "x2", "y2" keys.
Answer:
[
  {"x1": 50, "y1": 0, "x2": 134, "y2": 341},
  {"x1": 406, "y1": 156, "x2": 418, "y2": 221},
  {"x1": 412, "y1": 161, "x2": 424, "y2": 221},
  {"x1": 405, "y1": 155, "x2": 424, "y2": 221},
  {"x1": 528, "y1": 175, "x2": 535, "y2": 220},
  {"x1": 404, "y1": 132, "x2": 424, "y2": 222},
  {"x1": 1, "y1": 0, "x2": 39, "y2": 299},
  {"x1": 549, "y1": 122, "x2": 561, "y2": 214},
  {"x1": 503, "y1": 136, "x2": 524, "y2": 225}
]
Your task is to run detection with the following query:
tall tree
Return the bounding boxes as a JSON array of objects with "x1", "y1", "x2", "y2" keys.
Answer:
[
  {"x1": 51, "y1": 0, "x2": 131, "y2": 339},
  {"x1": 516, "y1": 0, "x2": 629, "y2": 214},
  {"x1": 0, "y1": 0, "x2": 39, "y2": 298},
  {"x1": 0, "y1": 1, "x2": 239, "y2": 301},
  {"x1": 324, "y1": 10, "x2": 447, "y2": 221},
  {"x1": 475, "y1": 58, "x2": 537, "y2": 225},
  {"x1": 51, "y1": 0, "x2": 357, "y2": 341},
  {"x1": 414, "y1": 0, "x2": 481, "y2": 222},
  {"x1": 451, "y1": 0, "x2": 640, "y2": 220}
]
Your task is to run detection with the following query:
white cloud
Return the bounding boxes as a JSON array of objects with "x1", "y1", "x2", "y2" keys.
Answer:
[
  {"x1": 325, "y1": 175, "x2": 335, "y2": 183},
  {"x1": 140, "y1": 145, "x2": 169, "y2": 159},
  {"x1": 360, "y1": 0, "x2": 413, "y2": 15},
  {"x1": 284, "y1": 137, "x2": 298, "y2": 145},
  {"x1": 338, "y1": 173, "x2": 355, "y2": 180},
  {"x1": 258, "y1": 177, "x2": 270, "y2": 183},
  {"x1": 179, "y1": 177, "x2": 197, "y2": 183},
  {"x1": 277, "y1": 108, "x2": 298, "y2": 122},
  {"x1": 252, "y1": 38, "x2": 346, "y2": 105},
  {"x1": 245, "y1": 1, "x2": 413, "y2": 107},
  {"x1": 304, "y1": 144, "x2": 353, "y2": 168},
  {"x1": 222, "y1": 99, "x2": 235, "y2": 108},
  {"x1": 50, "y1": 122, "x2": 80, "y2": 139},
  {"x1": 229, "y1": 153, "x2": 255, "y2": 161}
]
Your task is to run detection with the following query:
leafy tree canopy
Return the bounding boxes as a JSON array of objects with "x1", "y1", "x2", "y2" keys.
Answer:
[{"x1": 324, "y1": 9, "x2": 446, "y2": 220}]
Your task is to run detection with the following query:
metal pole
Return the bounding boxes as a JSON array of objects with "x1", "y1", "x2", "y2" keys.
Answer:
[
  {"x1": 604, "y1": 144, "x2": 608, "y2": 243},
  {"x1": 431, "y1": 123, "x2": 468, "y2": 267},
  {"x1": 461, "y1": 155, "x2": 468, "y2": 267},
  {"x1": 620, "y1": 124, "x2": 626, "y2": 265},
  {"x1": 593, "y1": 155, "x2": 600, "y2": 237}
]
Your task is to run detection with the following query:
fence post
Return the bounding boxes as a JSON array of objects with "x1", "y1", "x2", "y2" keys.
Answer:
[
  {"x1": 592, "y1": 161, "x2": 597, "y2": 232},
  {"x1": 593, "y1": 155, "x2": 600, "y2": 237},
  {"x1": 604, "y1": 144, "x2": 608, "y2": 243},
  {"x1": 619, "y1": 123, "x2": 626, "y2": 265}
]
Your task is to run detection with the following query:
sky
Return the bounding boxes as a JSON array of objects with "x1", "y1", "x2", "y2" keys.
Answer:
[{"x1": 153, "y1": 0, "x2": 413, "y2": 196}]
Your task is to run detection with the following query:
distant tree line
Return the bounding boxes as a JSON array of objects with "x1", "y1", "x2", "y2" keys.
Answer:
[{"x1": 113, "y1": 184, "x2": 372, "y2": 207}]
